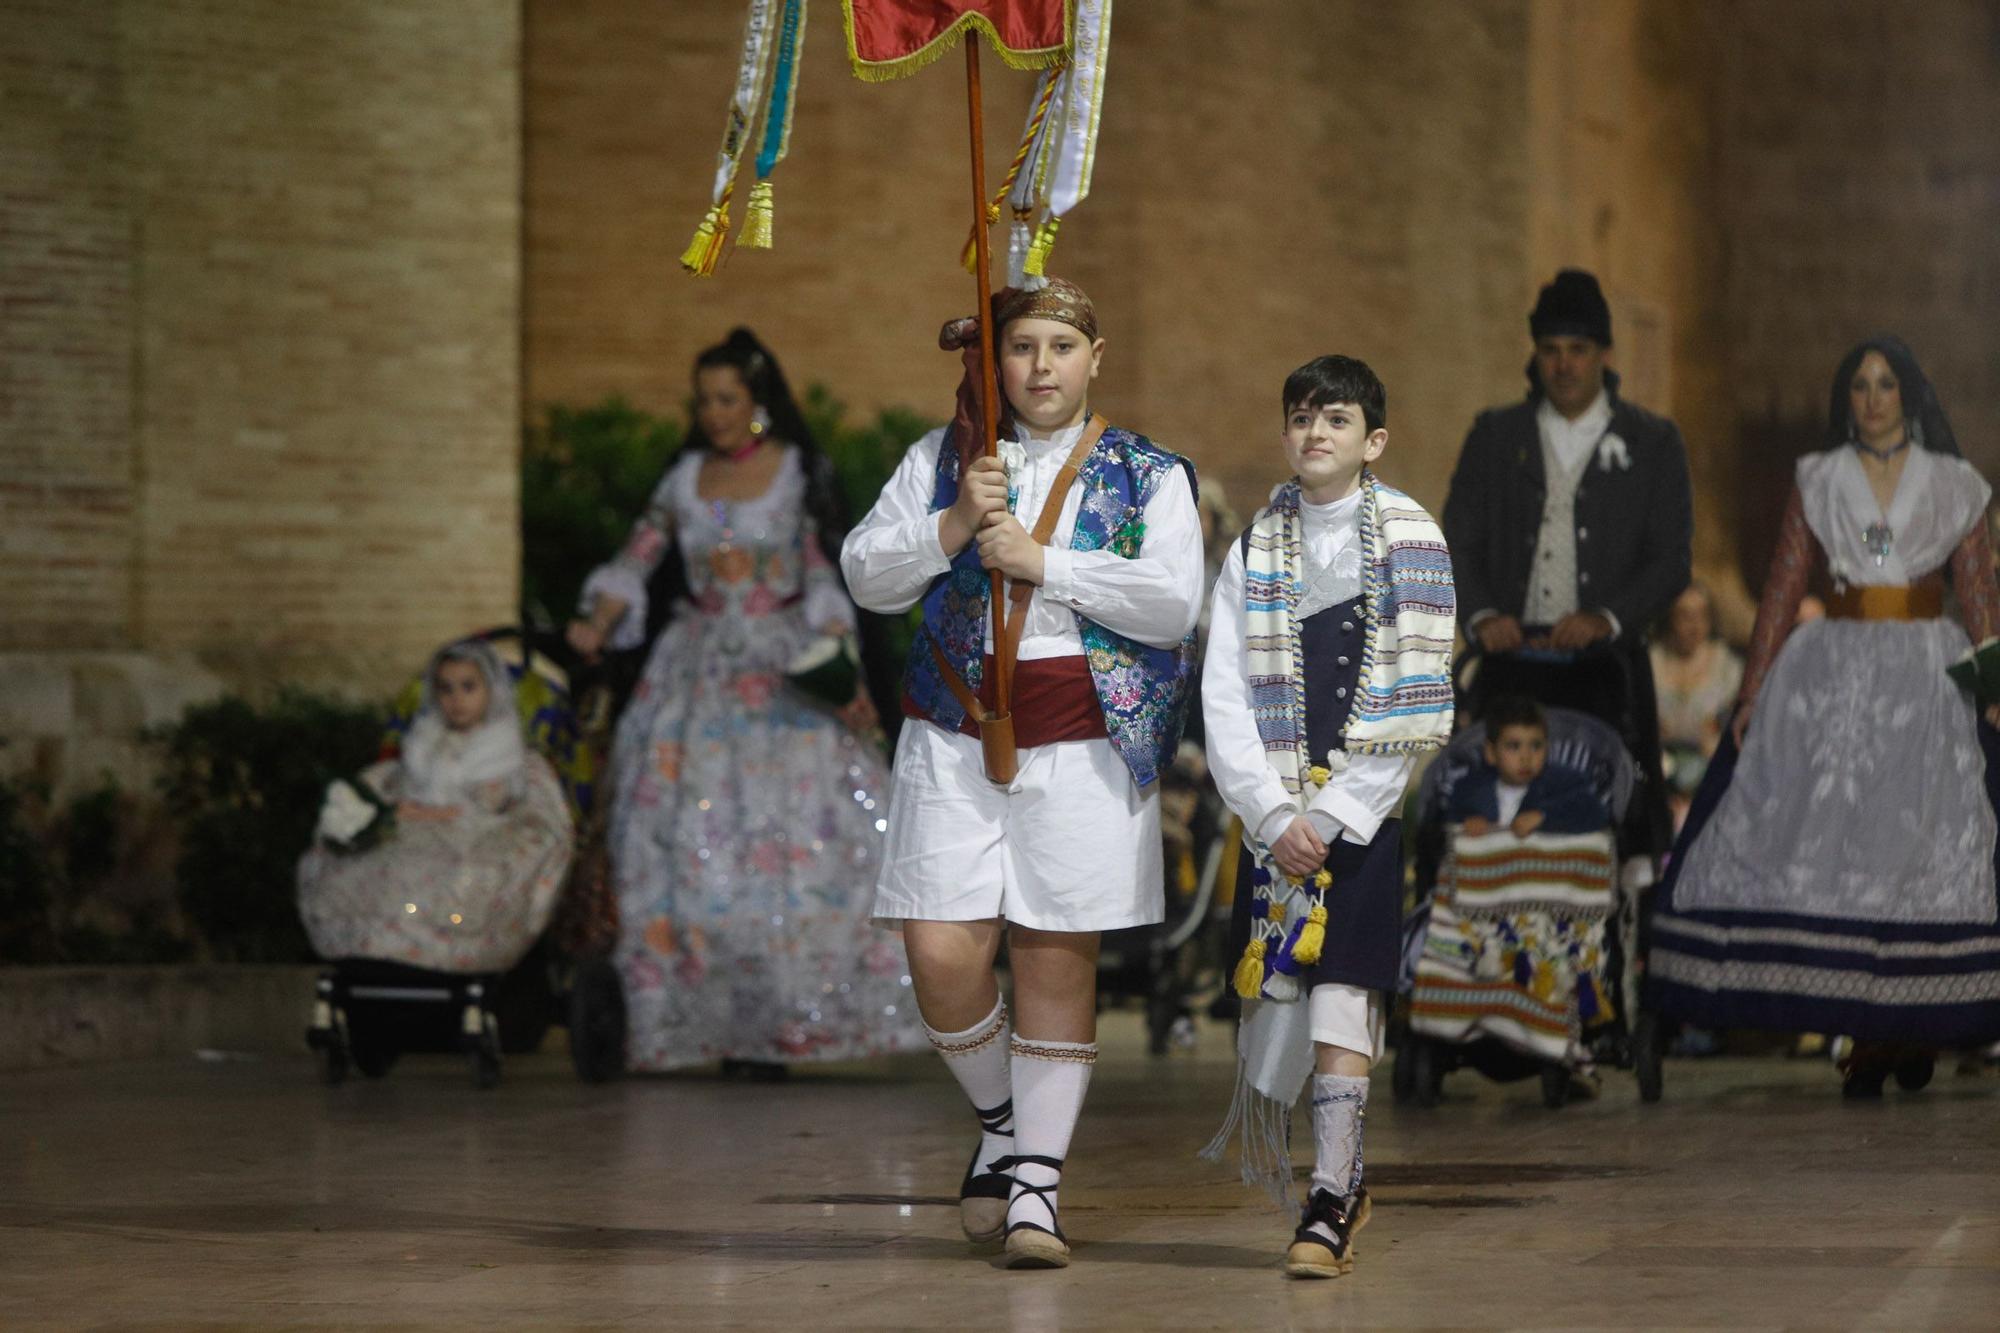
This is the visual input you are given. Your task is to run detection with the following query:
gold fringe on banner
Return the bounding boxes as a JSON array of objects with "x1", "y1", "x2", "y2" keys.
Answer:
[{"x1": 842, "y1": 6, "x2": 1071, "y2": 83}]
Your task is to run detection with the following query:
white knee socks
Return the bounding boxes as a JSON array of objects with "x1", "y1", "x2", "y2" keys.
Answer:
[
  {"x1": 1006, "y1": 1036, "x2": 1098, "y2": 1235},
  {"x1": 1310, "y1": 1072, "x2": 1369, "y2": 1211},
  {"x1": 924, "y1": 997, "x2": 1014, "y2": 1179}
]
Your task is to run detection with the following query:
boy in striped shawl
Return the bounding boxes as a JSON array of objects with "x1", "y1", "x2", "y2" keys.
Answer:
[{"x1": 1201, "y1": 355, "x2": 1455, "y2": 1279}]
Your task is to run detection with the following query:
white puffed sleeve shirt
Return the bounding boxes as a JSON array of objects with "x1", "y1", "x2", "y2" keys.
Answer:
[
  {"x1": 840, "y1": 420, "x2": 1206, "y2": 933},
  {"x1": 1202, "y1": 488, "x2": 1416, "y2": 852}
]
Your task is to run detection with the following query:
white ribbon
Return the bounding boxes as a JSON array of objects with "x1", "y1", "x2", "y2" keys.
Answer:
[
  {"x1": 1001, "y1": 0, "x2": 1111, "y2": 284},
  {"x1": 709, "y1": 0, "x2": 781, "y2": 203},
  {"x1": 1043, "y1": 0, "x2": 1111, "y2": 223}
]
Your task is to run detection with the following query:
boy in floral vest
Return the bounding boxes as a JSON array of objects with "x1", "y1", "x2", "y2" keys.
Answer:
[
  {"x1": 841, "y1": 279, "x2": 1203, "y2": 1268},
  {"x1": 1201, "y1": 355, "x2": 1456, "y2": 1278}
]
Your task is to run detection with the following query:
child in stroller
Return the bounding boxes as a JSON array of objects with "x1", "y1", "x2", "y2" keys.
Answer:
[
  {"x1": 298, "y1": 634, "x2": 580, "y2": 1086},
  {"x1": 1400, "y1": 695, "x2": 1637, "y2": 1108}
]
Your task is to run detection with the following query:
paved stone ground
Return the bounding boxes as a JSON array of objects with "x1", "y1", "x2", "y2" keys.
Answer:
[{"x1": 3, "y1": 1012, "x2": 1996, "y2": 1329}]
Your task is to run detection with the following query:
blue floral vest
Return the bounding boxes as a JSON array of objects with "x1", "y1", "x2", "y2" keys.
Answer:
[{"x1": 902, "y1": 427, "x2": 1198, "y2": 789}]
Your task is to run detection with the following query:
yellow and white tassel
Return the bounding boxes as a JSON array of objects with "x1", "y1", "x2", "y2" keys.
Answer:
[
  {"x1": 1292, "y1": 902, "x2": 1329, "y2": 967},
  {"x1": 740, "y1": 181, "x2": 775, "y2": 249},
  {"x1": 1292, "y1": 870, "x2": 1332, "y2": 966},
  {"x1": 1023, "y1": 216, "x2": 1061, "y2": 278},
  {"x1": 1232, "y1": 939, "x2": 1267, "y2": 999},
  {"x1": 679, "y1": 201, "x2": 732, "y2": 277}
]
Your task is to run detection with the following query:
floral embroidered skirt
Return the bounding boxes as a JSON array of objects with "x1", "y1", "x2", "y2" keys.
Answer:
[
  {"x1": 1651, "y1": 618, "x2": 2000, "y2": 1046},
  {"x1": 297, "y1": 757, "x2": 574, "y2": 975},
  {"x1": 607, "y1": 608, "x2": 923, "y2": 1070}
]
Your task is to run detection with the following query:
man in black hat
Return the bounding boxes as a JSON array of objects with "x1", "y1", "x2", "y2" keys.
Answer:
[{"x1": 1442, "y1": 269, "x2": 1691, "y2": 858}]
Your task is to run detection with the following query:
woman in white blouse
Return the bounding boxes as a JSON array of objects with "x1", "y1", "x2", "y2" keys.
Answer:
[{"x1": 1651, "y1": 335, "x2": 2000, "y2": 1097}]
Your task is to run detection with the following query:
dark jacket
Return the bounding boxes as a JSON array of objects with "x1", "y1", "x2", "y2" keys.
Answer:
[
  {"x1": 1441, "y1": 390, "x2": 1693, "y2": 643},
  {"x1": 1446, "y1": 759, "x2": 1610, "y2": 835}
]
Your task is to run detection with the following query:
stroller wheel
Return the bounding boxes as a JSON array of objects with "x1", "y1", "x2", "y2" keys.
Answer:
[
  {"x1": 1411, "y1": 1038, "x2": 1442, "y2": 1109},
  {"x1": 316, "y1": 1041, "x2": 349, "y2": 1087},
  {"x1": 1390, "y1": 1027, "x2": 1419, "y2": 1105},
  {"x1": 1893, "y1": 1053, "x2": 1935, "y2": 1092},
  {"x1": 1632, "y1": 1012, "x2": 1664, "y2": 1104},
  {"x1": 1539, "y1": 1063, "x2": 1571, "y2": 1109},
  {"x1": 569, "y1": 957, "x2": 627, "y2": 1084},
  {"x1": 469, "y1": 1013, "x2": 502, "y2": 1090},
  {"x1": 352, "y1": 1042, "x2": 398, "y2": 1080}
]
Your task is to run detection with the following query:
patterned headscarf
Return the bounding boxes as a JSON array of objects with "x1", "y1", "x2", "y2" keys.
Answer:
[
  {"x1": 995, "y1": 276, "x2": 1098, "y2": 340},
  {"x1": 938, "y1": 278, "x2": 1101, "y2": 470}
]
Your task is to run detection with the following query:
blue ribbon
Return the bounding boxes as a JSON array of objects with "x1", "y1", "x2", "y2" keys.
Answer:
[{"x1": 754, "y1": 0, "x2": 804, "y2": 179}]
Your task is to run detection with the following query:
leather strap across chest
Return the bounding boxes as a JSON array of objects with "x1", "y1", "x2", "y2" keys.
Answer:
[{"x1": 930, "y1": 413, "x2": 1108, "y2": 724}]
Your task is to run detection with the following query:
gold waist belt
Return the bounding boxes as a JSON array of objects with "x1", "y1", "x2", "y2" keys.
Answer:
[{"x1": 1825, "y1": 577, "x2": 1944, "y2": 621}]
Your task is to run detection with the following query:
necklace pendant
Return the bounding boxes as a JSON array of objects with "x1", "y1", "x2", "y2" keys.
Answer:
[{"x1": 1862, "y1": 521, "x2": 1894, "y2": 566}]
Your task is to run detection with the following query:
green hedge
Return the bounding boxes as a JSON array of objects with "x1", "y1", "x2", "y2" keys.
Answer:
[{"x1": 152, "y1": 692, "x2": 384, "y2": 963}]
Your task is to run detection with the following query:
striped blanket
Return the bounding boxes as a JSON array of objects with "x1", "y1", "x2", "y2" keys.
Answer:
[{"x1": 1411, "y1": 827, "x2": 1618, "y2": 1065}]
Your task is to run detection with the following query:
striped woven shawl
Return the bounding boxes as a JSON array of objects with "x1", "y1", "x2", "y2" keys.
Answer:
[{"x1": 1244, "y1": 471, "x2": 1456, "y2": 799}]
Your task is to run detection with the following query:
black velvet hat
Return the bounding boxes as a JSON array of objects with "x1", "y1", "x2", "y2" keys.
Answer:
[{"x1": 1529, "y1": 269, "x2": 1613, "y2": 346}]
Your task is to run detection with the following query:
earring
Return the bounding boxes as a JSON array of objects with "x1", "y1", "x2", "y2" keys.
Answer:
[
  {"x1": 1908, "y1": 415, "x2": 1925, "y2": 450},
  {"x1": 750, "y1": 406, "x2": 771, "y2": 436}
]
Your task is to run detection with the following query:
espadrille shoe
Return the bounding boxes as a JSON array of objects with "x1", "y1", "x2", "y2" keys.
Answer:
[
  {"x1": 997, "y1": 1154, "x2": 1070, "y2": 1269},
  {"x1": 960, "y1": 1150, "x2": 1012, "y2": 1243},
  {"x1": 1285, "y1": 1188, "x2": 1371, "y2": 1279}
]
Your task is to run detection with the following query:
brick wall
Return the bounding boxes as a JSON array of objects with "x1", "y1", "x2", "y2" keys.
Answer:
[
  {"x1": 524, "y1": 0, "x2": 1540, "y2": 519},
  {"x1": 526, "y1": 0, "x2": 1998, "y2": 632},
  {"x1": 0, "y1": 1, "x2": 134, "y2": 652},
  {"x1": 1710, "y1": 0, "x2": 2000, "y2": 503},
  {"x1": 2, "y1": 1, "x2": 522, "y2": 698}
]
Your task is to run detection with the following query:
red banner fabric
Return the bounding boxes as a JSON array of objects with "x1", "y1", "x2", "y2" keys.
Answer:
[{"x1": 844, "y1": 0, "x2": 1070, "y2": 80}]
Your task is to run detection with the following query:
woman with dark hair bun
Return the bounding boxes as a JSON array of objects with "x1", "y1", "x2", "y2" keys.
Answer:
[
  {"x1": 568, "y1": 329, "x2": 924, "y2": 1073},
  {"x1": 1651, "y1": 335, "x2": 2000, "y2": 1096}
]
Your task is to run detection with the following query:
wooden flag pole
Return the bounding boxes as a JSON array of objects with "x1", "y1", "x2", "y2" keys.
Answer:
[{"x1": 964, "y1": 35, "x2": 1010, "y2": 716}]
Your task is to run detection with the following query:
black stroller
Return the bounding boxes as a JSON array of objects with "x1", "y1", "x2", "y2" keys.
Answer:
[
  {"x1": 303, "y1": 627, "x2": 627, "y2": 1089},
  {"x1": 1392, "y1": 645, "x2": 1667, "y2": 1107}
]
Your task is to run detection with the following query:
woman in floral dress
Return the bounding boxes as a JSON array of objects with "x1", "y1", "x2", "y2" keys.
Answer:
[
  {"x1": 567, "y1": 330, "x2": 923, "y2": 1073},
  {"x1": 1651, "y1": 335, "x2": 2000, "y2": 1096}
]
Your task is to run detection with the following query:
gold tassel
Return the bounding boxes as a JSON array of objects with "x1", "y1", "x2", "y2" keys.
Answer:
[
  {"x1": 1023, "y1": 216, "x2": 1061, "y2": 276},
  {"x1": 679, "y1": 202, "x2": 731, "y2": 277},
  {"x1": 959, "y1": 200, "x2": 1004, "y2": 274},
  {"x1": 1232, "y1": 939, "x2": 1267, "y2": 999},
  {"x1": 741, "y1": 181, "x2": 775, "y2": 250},
  {"x1": 1292, "y1": 902, "x2": 1328, "y2": 966}
]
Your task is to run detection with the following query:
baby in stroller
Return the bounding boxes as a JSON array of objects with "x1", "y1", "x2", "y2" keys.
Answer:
[
  {"x1": 1408, "y1": 696, "x2": 1621, "y2": 1105},
  {"x1": 299, "y1": 637, "x2": 580, "y2": 1085},
  {"x1": 1448, "y1": 696, "x2": 1609, "y2": 840},
  {"x1": 298, "y1": 637, "x2": 576, "y2": 981}
]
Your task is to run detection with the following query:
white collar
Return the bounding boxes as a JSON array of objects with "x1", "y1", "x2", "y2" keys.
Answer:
[
  {"x1": 1012, "y1": 416, "x2": 1091, "y2": 453},
  {"x1": 1537, "y1": 388, "x2": 1613, "y2": 436},
  {"x1": 1299, "y1": 487, "x2": 1363, "y2": 526}
]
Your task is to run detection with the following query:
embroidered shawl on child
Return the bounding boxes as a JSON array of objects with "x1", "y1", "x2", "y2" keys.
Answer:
[
  {"x1": 1203, "y1": 470, "x2": 1456, "y2": 1203},
  {"x1": 1245, "y1": 471, "x2": 1455, "y2": 792}
]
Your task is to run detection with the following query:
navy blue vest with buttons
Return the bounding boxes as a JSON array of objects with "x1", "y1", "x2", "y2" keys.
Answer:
[
  {"x1": 1300, "y1": 596, "x2": 1365, "y2": 763},
  {"x1": 1228, "y1": 591, "x2": 1405, "y2": 993}
]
